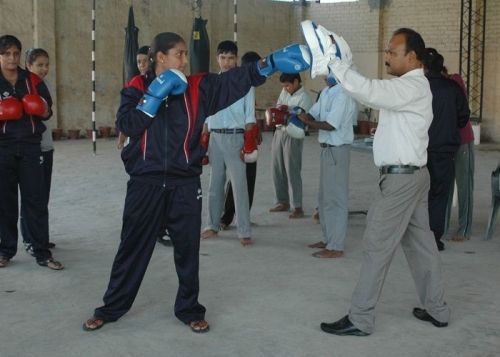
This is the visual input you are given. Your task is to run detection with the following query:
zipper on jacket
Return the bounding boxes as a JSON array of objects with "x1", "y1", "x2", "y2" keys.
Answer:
[
  {"x1": 25, "y1": 78, "x2": 35, "y2": 134},
  {"x1": 163, "y1": 101, "x2": 168, "y2": 184},
  {"x1": 183, "y1": 94, "x2": 191, "y2": 164}
]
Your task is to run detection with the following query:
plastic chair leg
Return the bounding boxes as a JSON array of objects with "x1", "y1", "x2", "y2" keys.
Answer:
[{"x1": 484, "y1": 198, "x2": 500, "y2": 240}]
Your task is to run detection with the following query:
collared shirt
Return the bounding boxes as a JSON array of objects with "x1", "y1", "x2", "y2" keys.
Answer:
[
  {"x1": 330, "y1": 61, "x2": 433, "y2": 167},
  {"x1": 276, "y1": 86, "x2": 314, "y2": 112},
  {"x1": 308, "y1": 84, "x2": 358, "y2": 146},
  {"x1": 207, "y1": 87, "x2": 255, "y2": 130}
]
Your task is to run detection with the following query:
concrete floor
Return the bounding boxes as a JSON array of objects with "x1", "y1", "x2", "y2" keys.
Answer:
[{"x1": 1, "y1": 132, "x2": 499, "y2": 357}]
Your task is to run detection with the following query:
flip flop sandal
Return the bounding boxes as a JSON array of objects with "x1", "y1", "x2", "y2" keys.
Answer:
[
  {"x1": 37, "y1": 257, "x2": 64, "y2": 270},
  {"x1": 82, "y1": 317, "x2": 107, "y2": 332},
  {"x1": 0, "y1": 256, "x2": 10, "y2": 268},
  {"x1": 189, "y1": 320, "x2": 210, "y2": 333}
]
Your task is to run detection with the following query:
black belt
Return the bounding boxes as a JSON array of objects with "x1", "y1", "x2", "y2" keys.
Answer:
[
  {"x1": 211, "y1": 128, "x2": 245, "y2": 134},
  {"x1": 380, "y1": 165, "x2": 424, "y2": 175},
  {"x1": 319, "y1": 143, "x2": 346, "y2": 148}
]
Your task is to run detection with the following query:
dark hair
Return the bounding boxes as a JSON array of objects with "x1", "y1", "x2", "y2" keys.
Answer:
[
  {"x1": 241, "y1": 51, "x2": 261, "y2": 65},
  {"x1": 393, "y1": 28, "x2": 426, "y2": 62},
  {"x1": 217, "y1": 40, "x2": 238, "y2": 56},
  {"x1": 150, "y1": 32, "x2": 185, "y2": 69},
  {"x1": 0, "y1": 35, "x2": 22, "y2": 54},
  {"x1": 423, "y1": 47, "x2": 444, "y2": 74},
  {"x1": 279, "y1": 72, "x2": 301, "y2": 84},
  {"x1": 25, "y1": 48, "x2": 49, "y2": 66},
  {"x1": 137, "y1": 45, "x2": 150, "y2": 56}
]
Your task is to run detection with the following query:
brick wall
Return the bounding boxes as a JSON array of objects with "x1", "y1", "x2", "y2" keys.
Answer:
[{"x1": 0, "y1": 0, "x2": 498, "y2": 141}]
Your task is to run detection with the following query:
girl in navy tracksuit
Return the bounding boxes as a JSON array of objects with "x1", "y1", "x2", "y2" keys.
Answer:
[
  {"x1": 83, "y1": 32, "x2": 266, "y2": 333},
  {"x1": 21, "y1": 48, "x2": 57, "y2": 255},
  {"x1": 0, "y1": 35, "x2": 63, "y2": 270}
]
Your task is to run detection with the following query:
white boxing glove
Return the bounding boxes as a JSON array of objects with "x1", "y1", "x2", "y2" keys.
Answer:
[{"x1": 300, "y1": 20, "x2": 353, "y2": 79}]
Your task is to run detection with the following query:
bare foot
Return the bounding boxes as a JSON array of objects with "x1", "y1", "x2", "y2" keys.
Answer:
[
  {"x1": 240, "y1": 238, "x2": 253, "y2": 246},
  {"x1": 312, "y1": 249, "x2": 344, "y2": 258},
  {"x1": 451, "y1": 234, "x2": 467, "y2": 242},
  {"x1": 289, "y1": 208, "x2": 304, "y2": 219},
  {"x1": 269, "y1": 203, "x2": 290, "y2": 212},
  {"x1": 201, "y1": 229, "x2": 218, "y2": 240},
  {"x1": 312, "y1": 210, "x2": 320, "y2": 224},
  {"x1": 308, "y1": 241, "x2": 327, "y2": 249}
]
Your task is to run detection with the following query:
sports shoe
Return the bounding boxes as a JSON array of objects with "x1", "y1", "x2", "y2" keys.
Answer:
[
  {"x1": 157, "y1": 230, "x2": 172, "y2": 247},
  {"x1": 24, "y1": 242, "x2": 35, "y2": 257}
]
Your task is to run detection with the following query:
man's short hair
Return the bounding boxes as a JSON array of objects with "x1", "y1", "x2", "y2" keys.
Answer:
[
  {"x1": 0, "y1": 35, "x2": 22, "y2": 55},
  {"x1": 217, "y1": 40, "x2": 238, "y2": 56},
  {"x1": 279, "y1": 73, "x2": 301, "y2": 84},
  {"x1": 393, "y1": 28, "x2": 426, "y2": 62}
]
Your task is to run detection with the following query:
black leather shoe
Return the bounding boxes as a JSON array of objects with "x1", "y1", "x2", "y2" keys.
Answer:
[
  {"x1": 320, "y1": 315, "x2": 370, "y2": 336},
  {"x1": 412, "y1": 308, "x2": 448, "y2": 327}
]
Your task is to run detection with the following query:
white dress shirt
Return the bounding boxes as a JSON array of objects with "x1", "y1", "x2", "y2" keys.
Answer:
[
  {"x1": 330, "y1": 61, "x2": 433, "y2": 167},
  {"x1": 276, "y1": 86, "x2": 314, "y2": 112},
  {"x1": 308, "y1": 84, "x2": 358, "y2": 146},
  {"x1": 207, "y1": 87, "x2": 255, "y2": 130}
]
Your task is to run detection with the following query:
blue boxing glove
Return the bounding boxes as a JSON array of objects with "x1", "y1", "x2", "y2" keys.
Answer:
[
  {"x1": 286, "y1": 106, "x2": 306, "y2": 139},
  {"x1": 257, "y1": 44, "x2": 311, "y2": 77},
  {"x1": 136, "y1": 69, "x2": 188, "y2": 117}
]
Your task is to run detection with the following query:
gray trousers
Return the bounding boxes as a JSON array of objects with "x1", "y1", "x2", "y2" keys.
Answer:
[
  {"x1": 319, "y1": 145, "x2": 350, "y2": 251},
  {"x1": 349, "y1": 168, "x2": 450, "y2": 334},
  {"x1": 205, "y1": 132, "x2": 251, "y2": 238},
  {"x1": 445, "y1": 142, "x2": 474, "y2": 238},
  {"x1": 271, "y1": 128, "x2": 303, "y2": 208}
]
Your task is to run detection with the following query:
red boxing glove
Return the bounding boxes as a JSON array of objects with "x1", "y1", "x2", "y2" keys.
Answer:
[
  {"x1": 277, "y1": 104, "x2": 289, "y2": 112},
  {"x1": 0, "y1": 97, "x2": 23, "y2": 121},
  {"x1": 22, "y1": 94, "x2": 48, "y2": 117},
  {"x1": 200, "y1": 131, "x2": 210, "y2": 165},
  {"x1": 240, "y1": 124, "x2": 259, "y2": 163},
  {"x1": 265, "y1": 106, "x2": 289, "y2": 129}
]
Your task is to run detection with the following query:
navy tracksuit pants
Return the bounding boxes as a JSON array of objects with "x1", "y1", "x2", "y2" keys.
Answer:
[
  {"x1": 21, "y1": 149, "x2": 53, "y2": 245},
  {"x1": 428, "y1": 151, "x2": 455, "y2": 248},
  {"x1": 94, "y1": 177, "x2": 206, "y2": 324},
  {"x1": 0, "y1": 143, "x2": 51, "y2": 261}
]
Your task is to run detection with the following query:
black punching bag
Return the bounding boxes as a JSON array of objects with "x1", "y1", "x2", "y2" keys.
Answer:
[
  {"x1": 189, "y1": 17, "x2": 210, "y2": 74},
  {"x1": 123, "y1": 6, "x2": 139, "y2": 84}
]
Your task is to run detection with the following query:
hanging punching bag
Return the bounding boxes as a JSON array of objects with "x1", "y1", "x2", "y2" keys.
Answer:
[
  {"x1": 189, "y1": 17, "x2": 210, "y2": 74},
  {"x1": 123, "y1": 6, "x2": 139, "y2": 84}
]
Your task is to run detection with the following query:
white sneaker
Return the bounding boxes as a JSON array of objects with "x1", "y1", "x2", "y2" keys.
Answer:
[{"x1": 301, "y1": 20, "x2": 352, "y2": 78}]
